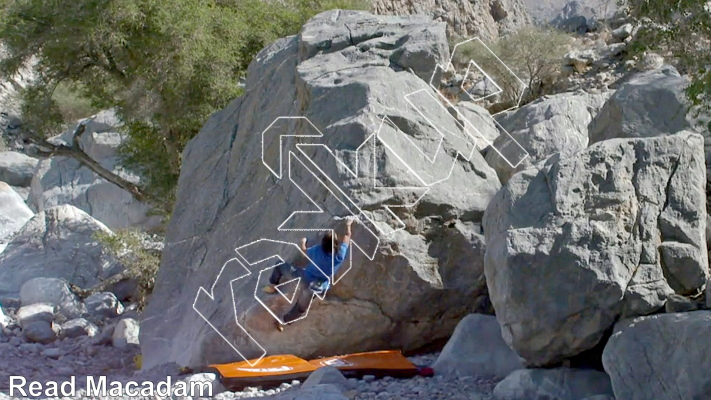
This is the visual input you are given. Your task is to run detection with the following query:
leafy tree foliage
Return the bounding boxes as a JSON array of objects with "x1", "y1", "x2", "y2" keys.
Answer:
[
  {"x1": 0, "y1": 0, "x2": 369, "y2": 213},
  {"x1": 627, "y1": 0, "x2": 711, "y2": 111}
]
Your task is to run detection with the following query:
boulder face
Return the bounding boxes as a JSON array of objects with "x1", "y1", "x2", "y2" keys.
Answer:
[
  {"x1": 0, "y1": 205, "x2": 123, "y2": 297},
  {"x1": 0, "y1": 151, "x2": 39, "y2": 187},
  {"x1": 588, "y1": 66, "x2": 692, "y2": 145},
  {"x1": 0, "y1": 182, "x2": 33, "y2": 249},
  {"x1": 141, "y1": 11, "x2": 503, "y2": 369},
  {"x1": 372, "y1": 0, "x2": 531, "y2": 40},
  {"x1": 28, "y1": 110, "x2": 160, "y2": 230},
  {"x1": 603, "y1": 312, "x2": 711, "y2": 400},
  {"x1": 484, "y1": 132, "x2": 708, "y2": 367},
  {"x1": 485, "y1": 91, "x2": 610, "y2": 184}
]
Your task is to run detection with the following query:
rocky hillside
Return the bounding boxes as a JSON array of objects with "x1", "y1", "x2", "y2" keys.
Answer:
[{"x1": 372, "y1": 0, "x2": 531, "y2": 39}]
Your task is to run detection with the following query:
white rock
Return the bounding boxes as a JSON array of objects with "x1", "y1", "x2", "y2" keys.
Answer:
[
  {"x1": 0, "y1": 205, "x2": 123, "y2": 297},
  {"x1": 16, "y1": 303, "x2": 55, "y2": 327},
  {"x1": 432, "y1": 314, "x2": 523, "y2": 379},
  {"x1": 611, "y1": 23, "x2": 633, "y2": 41},
  {"x1": 84, "y1": 292, "x2": 124, "y2": 319},
  {"x1": 0, "y1": 151, "x2": 38, "y2": 187},
  {"x1": 112, "y1": 318, "x2": 140, "y2": 348},
  {"x1": 0, "y1": 181, "x2": 33, "y2": 247},
  {"x1": 19, "y1": 277, "x2": 86, "y2": 319},
  {"x1": 0, "y1": 306, "x2": 11, "y2": 329}
]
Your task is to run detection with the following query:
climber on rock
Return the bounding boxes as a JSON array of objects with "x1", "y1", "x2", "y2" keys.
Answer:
[{"x1": 263, "y1": 217, "x2": 354, "y2": 330}]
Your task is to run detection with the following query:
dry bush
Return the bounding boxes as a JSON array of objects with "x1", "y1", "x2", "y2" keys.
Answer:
[{"x1": 452, "y1": 26, "x2": 573, "y2": 108}]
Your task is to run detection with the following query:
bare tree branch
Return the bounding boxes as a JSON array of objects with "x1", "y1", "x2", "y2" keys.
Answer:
[{"x1": 32, "y1": 123, "x2": 147, "y2": 202}]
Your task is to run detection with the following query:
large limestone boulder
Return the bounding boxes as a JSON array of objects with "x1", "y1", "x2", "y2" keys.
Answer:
[
  {"x1": 485, "y1": 91, "x2": 610, "y2": 183},
  {"x1": 484, "y1": 132, "x2": 708, "y2": 366},
  {"x1": 28, "y1": 110, "x2": 160, "y2": 230},
  {"x1": 432, "y1": 314, "x2": 524, "y2": 379},
  {"x1": 141, "y1": 11, "x2": 503, "y2": 369},
  {"x1": 493, "y1": 368, "x2": 614, "y2": 400},
  {"x1": 372, "y1": 0, "x2": 531, "y2": 40},
  {"x1": 0, "y1": 182, "x2": 33, "y2": 249},
  {"x1": 588, "y1": 66, "x2": 692, "y2": 144},
  {"x1": 0, "y1": 151, "x2": 38, "y2": 187},
  {"x1": 602, "y1": 311, "x2": 711, "y2": 400},
  {"x1": 0, "y1": 205, "x2": 123, "y2": 297}
]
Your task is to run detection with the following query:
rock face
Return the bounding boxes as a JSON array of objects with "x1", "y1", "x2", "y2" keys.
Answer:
[
  {"x1": 588, "y1": 66, "x2": 692, "y2": 144},
  {"x1": 0, "y1": 182, "x2": 33, "y2": 249},
  {"x1": 0, "y1": 151, "x2": 38, "y2": 187},
  {"x1": 602, "y1": 311, "x2": 711, "y2": 400},
  {"x1": 0, "y1": 205, "x2": 123, "y2": 297},
  {"x1": 372, "y1": 0, "x2": 531, "y2": 40},
  {"x1": 141, "y1": 11, "x2": 503, "y2": 369},
  {"x1": 432, "y1": 314, "x2": 523, "y2": 379},
  {"x1": 551, "y1": 1, "x2": 600, "y2": 33},
  {"x1": 28, "y1": 110, "x2": 160, "y2": 230},
  {"x1": 484, "y1": 132, "x2": 708, "y2": 366},
  {"x1": 493, "y1": 368, "x2": 614, "y2": 400},
  {"x1": 485, "y1": 91, "x2": 610, "y2": 183}
]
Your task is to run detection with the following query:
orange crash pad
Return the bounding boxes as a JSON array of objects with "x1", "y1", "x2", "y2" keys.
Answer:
[{"x1": 211, "y1": 350, "x2": 419, "y2": 390}]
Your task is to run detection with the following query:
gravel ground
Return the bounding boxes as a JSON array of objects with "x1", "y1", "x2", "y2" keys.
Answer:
[{"x1": 0, "y1": 343, "x2": 500, "y2": 400}]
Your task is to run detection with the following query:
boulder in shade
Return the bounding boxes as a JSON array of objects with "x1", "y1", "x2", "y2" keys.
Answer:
[
  {"x1": 432, "y1": 314, "x2": 523, "y2": 379},
  {"x1": 493, "y1": 368, "x2": 614, "y2": 400}
]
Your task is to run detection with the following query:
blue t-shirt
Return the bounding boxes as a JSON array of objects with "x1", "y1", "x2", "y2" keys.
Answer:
[{"x1": 303, "y1": 242, "x2": 349, "y2": 289}]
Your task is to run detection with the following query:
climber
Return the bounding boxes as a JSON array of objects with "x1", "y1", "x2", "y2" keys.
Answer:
[{"x1": 263, "y1": 217, "x2": 354, "y2": 330}]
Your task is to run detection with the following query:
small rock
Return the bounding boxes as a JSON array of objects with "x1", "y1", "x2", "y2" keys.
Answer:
[
  {"x1": 639, "y1": 52, "x2": 665, "y2": 71},
  {"x1": 302, "y1": 366, "x2": 355, "y2": 392},
  {"x1": 41, "y1": 347, "x2": 62, "y2": 359},
  {"x1": 61, "y1": 318, "x2": 99, "y2": 338},
  {"x1": 612, "y1": 23, "x2": 634, "y2": 41},
  {"x1": 17, "y1": 303, "x2": 55, "y2": 327},
  {"x1": 363, "y1": 375, "x2": 376, "y2": 383},
  {"x1": 112, "y1": 318, "x2": 139, "y2": 348},
  {"x1": 23, "y1": 320, "x2": 57, "y2": 343},
  {"x1": 84, "y1": 292, "x2": 124, "y2": 320},
  {"x1": 665, "y1": 294, "x2": 698, "y2": 313}
]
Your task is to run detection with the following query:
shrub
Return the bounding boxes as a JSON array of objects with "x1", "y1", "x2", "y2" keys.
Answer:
[
  {"x1": 452, "y1": 27, "x2": 573, "y2": 107},
  {"x1": 94, "y1": 230, "x2": 162, "y2": 310}
]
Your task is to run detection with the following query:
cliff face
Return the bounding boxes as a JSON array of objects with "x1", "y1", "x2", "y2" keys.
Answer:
[{"x1": 372, "y1": 0, "x2": 531, "y2": 40}]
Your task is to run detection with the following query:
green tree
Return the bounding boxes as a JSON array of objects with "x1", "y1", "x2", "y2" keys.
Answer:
[
  {"x1": 627, "y1": 0, "x2": 711, "y2": 112},
  {"x1": 0, "y1": 0, "x2": 369, "y2": 214}
]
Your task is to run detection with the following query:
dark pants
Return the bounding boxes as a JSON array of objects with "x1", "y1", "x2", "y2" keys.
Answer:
[{"x1": 269, "y1": 262, "x2": 316, "y2": 324}]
